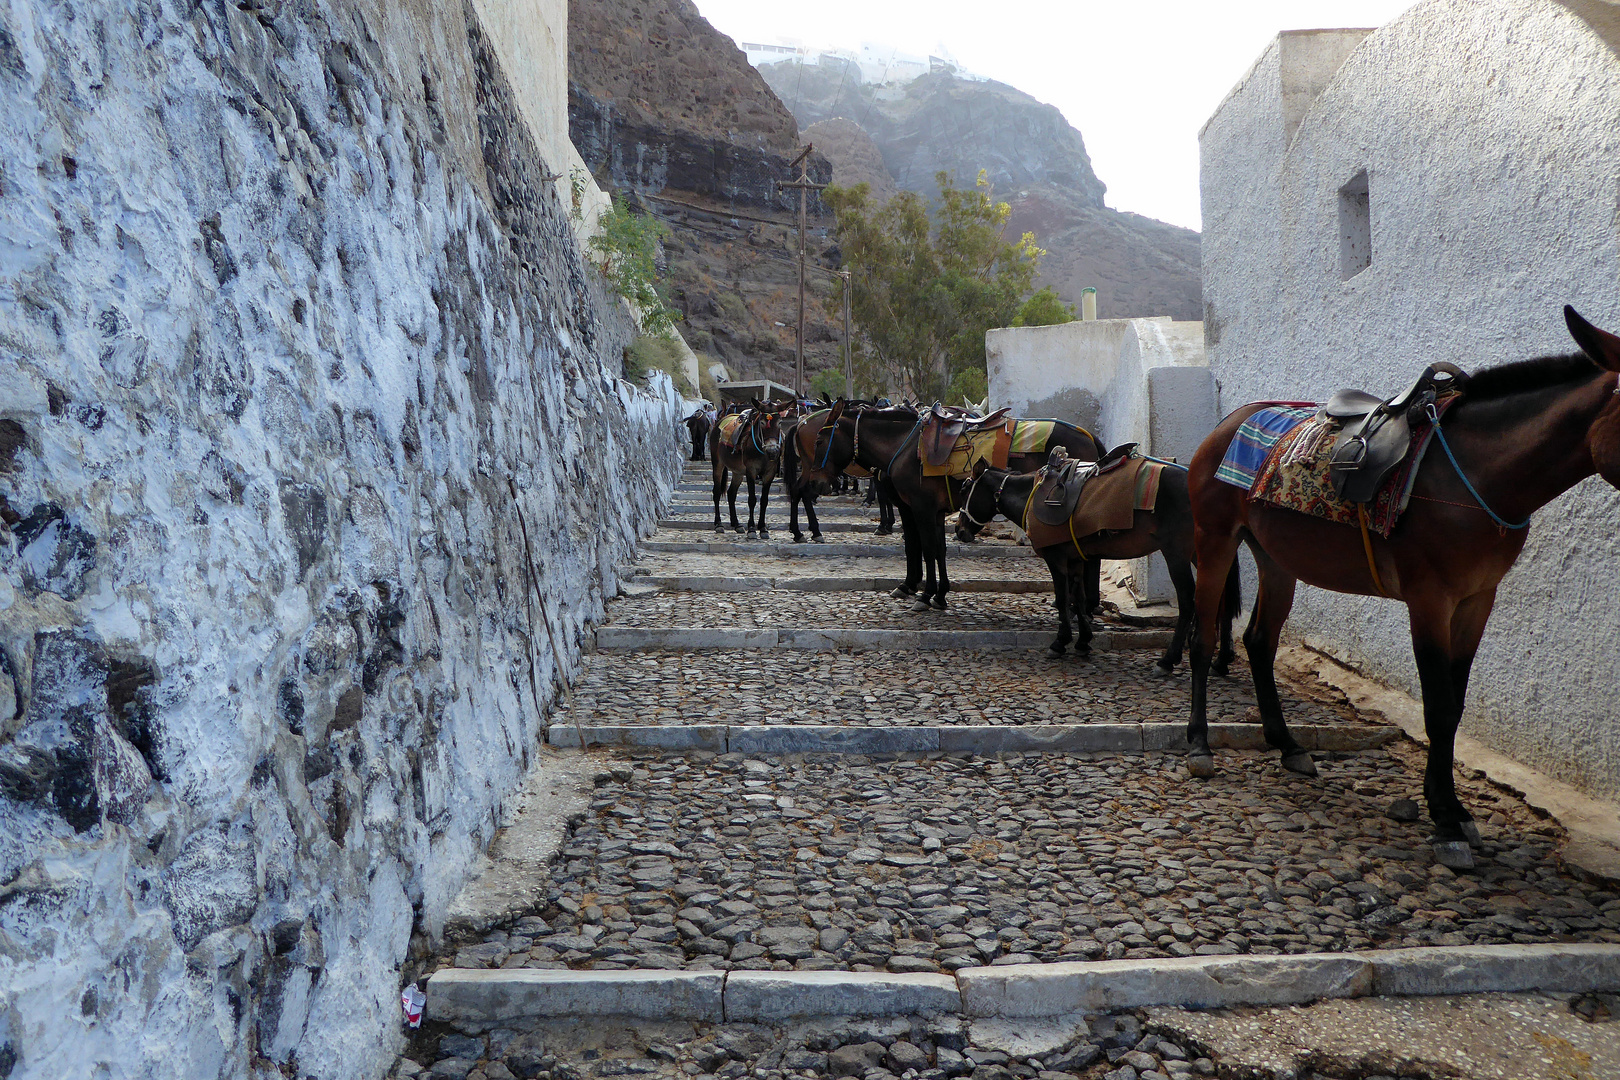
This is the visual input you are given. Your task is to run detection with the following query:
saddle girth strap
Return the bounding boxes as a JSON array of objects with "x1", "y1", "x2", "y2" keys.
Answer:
[{"x1": 1357, "y1": 505, "x2": 1389, "y2": 598}]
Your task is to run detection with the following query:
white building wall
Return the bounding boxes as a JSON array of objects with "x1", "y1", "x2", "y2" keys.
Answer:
[
  {"x1": 1200, "y1": 0, "x2": 1620, "y2": 797},
  {"x1": 986, "y1": 318, "x2": 1214, "y2": 600}
]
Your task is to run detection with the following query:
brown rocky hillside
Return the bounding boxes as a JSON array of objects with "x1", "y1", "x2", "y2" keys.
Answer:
[
  {"x1": 760, "y1": 59, "x2": 1201, "y2": 322},
  {"x1": 568, "y1": 0, "x2": 844, "y2": 390}
]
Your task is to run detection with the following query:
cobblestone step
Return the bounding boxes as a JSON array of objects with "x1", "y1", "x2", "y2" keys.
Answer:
[
  {"x1": 428, "y1": 943, "x2": 1620, "y2": 1027},
  {"x1": 642, "y1": 539, "x2": 1034, "y2": 557},
  {"x1": 593, "y1": 627, "x2": 1175, "y2": 652},
  {"x1": 658, "y1": 519, "x2": 877, "y2": 533},
  {"x1": 633, "y1": 576, "x2": 1050, "y2": 593},
  {"x1": 667, "y1": 499, "x2": 877, "y2": 517},
  {"x1": 544, "y1": 723, "x2": 1400, "y2": 754},
  {"x1": 603, "y1": 590, "x2": 1092, "y2": 632}
]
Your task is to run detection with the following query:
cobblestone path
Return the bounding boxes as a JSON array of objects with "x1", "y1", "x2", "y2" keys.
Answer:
[{"x1": 402, "y1": 463, "x2": 1620, "y2": 1080}]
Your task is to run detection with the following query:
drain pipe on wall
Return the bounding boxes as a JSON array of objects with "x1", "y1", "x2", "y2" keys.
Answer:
[{"x1": 1081, "y1": 287, "x2": 1097, "y2": 322}]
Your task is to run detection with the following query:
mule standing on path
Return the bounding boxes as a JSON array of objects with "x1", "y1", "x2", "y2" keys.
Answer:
[
  {"x1": 1184, "y1": 307, "x2": 1620, "y2": 869},
  {"x1": 710, "y1": 401, "x2": 784, "y2": 539}
]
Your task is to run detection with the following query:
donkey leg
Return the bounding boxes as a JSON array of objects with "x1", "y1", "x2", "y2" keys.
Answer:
[
  {"x1": 713, "y1": 463, "x2": 728, "y2": 533},
  {"x1": 914, "y1": 520, "x2": 939, "y2": 611},
  {"x1": 1409, "y1": 591, "x2": 1495, "y2": 865},
  {"x1": 790, "y1": 489, "x2": 804, "y2": 543},
  {"x1": 1187, "y1": 534, "x2": 1241, "y2": 778},
  {"x1": 1448, "y1": 591, "x2": 1497, "y2": 847},
  {"x1": 1245, "y1": 548, "x2": 1312, "y2": 775},
  {"x1": 757, "y1": 476, "x2": 772, "y2": 540},
  {"x1": 1046, "y1": 561, "x2": 1070, "y2": 656},
  {"x1": 891, "y1": 502, "x2": 922, "y2": 598},
  {"x1": 1155, "y1": 549, "x2": 1196, "y2": 676},
  {"x1": 931, "y1": 515, "x2": 951, "y2": 610},
  {"x1": 745, "y1": 475, "x2": 759, "y2": 538},
  {"x1": 805, "y1": 496, "x2": 822, "y2": 542}
]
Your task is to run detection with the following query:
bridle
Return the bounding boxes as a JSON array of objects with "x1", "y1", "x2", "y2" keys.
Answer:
[
  {"x1": 748, "y1": 410, "x2": 776, "y2": 455},
  {"x1": 959, "y1": 468, "x2": 1012, "y2": 529},
  {"x1": 816, "y1": 408, "x2": 865, "y2": 471}
]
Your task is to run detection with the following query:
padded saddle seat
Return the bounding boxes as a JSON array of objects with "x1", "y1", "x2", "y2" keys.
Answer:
[
  {"x1": 1030, "y1": 443, "x2": 1137, "y2": 526},
  {"x1": 921, "y1": 403, "x2": 1012, "y2": 468},
  {"x1": 1322, "y1": 362, "x2": 1467, "y2": 504}
]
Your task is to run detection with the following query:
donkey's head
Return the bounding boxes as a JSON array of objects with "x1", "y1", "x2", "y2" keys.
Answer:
[
  {"x1": 1565, "y1": 306, "x2": 1620, "y2": 488},
  {"x1": 955, "y1": 459, "x2": 1006, "y2": 542}
]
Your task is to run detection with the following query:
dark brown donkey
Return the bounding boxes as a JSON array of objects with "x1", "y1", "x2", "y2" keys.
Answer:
[
  {"x1": 798, "y1": 401, "x2": 1106, "y2": 610},
  {"x1": 1184, "y1": 307, "x2": 1620, "y2": 869},
  {"x1": 955, "y1": 458, "x2": 1238, "y2": 670},
  {"x1": 710, "y1": 401, "x2": 784, "y2": 538}
]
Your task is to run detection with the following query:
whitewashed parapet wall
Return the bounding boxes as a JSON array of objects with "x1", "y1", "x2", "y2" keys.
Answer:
[
  {"x1": 985, "y1": 317, "x2": 1216, "y2": 600},
  {"x1": 0, "y1": 0, "x2": 681, "y2": 1077},
  {"x1": 1199, "y1": 0, "x2": 1620, "y2": 797}
]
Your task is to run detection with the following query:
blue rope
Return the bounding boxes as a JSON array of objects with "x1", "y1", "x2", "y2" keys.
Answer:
[
  {"x1": 1429, "y1": 420, "x2": 1530, "y2": 530},
  {"x1": 817, "y1": 412, "x2": 837, "y2": 469},
  {"x1": 750, "y1": 414, "x2": 764, "y2": 455},
  {"x1": 887, "y1": 419, "x2": 923, "y2": 475}
]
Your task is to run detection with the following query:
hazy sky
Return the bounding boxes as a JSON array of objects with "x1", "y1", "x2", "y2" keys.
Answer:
[{"x1": 691, "y1": 1, "x2": 1418, "y2": 231}]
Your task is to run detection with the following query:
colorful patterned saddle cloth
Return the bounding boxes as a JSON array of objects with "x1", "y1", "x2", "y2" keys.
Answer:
[
  {"x1": 717, "y1": 413, "x2": 746, "y2": 450},
  {"x1": 1218, "y1": 401, "x2": 1453, "y2": 538},
  {"x1": 919, "y1": 418, "x2": 1060, "y2": 479}
]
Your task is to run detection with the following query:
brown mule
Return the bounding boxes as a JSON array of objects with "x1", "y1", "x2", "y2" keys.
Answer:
[
  {"x1": 1185, "y1": 307, "x2": 1620, "y2": 869},
  {"x1": 710, "y1": 400, "x2": 784, "y2": 538}
]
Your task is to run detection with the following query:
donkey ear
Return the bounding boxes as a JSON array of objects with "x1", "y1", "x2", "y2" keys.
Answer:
[
  {"x1": 826, "y1": 398, "x2": 847, "y2": 427},
  {"x1": 751, "y1": 396, "x2": 764, "y2": 410},
  {"x1": 971, "y1": 458, "x2": 990, "y2": 478},
  {"x1": 1565, "y1": 306, "x2": 1620, "y2": 372}
]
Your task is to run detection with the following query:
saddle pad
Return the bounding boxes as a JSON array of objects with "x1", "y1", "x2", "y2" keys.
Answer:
[
  {"x1": 1251, "y1": 401, "x2": 1451, "y2": 538},
  {"x1": 1023, "y1": 455, "x2": 1158, "y2": 552},
  {"x1": 717, "y1": 413, "x2": 745, "y2": 449},
  {"x1": 1008, "y1": 419, "x2": 1056, "y2": 454},
  {"x1": 920, "y1": 425, "x2": 1012, "y2": 478},
  {"x1": 1214, "y1": 406, "x2": 1318, "y2": 491}
]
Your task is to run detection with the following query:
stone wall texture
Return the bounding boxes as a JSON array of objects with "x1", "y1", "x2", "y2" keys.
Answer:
[
  {"x1": 0, "y1": 1, "x2": 681, "y2": 1077},
  {"x1": 1200, "y1": 0, "x2": 1620, "y2": 797}
]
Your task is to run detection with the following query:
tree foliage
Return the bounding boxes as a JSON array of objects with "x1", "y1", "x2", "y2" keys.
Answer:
[
  {"x1": 823, "y1": 171, "x2": 1044, "y2": 401},
  {"x1": 1013, "y1": 287, "x2": 1077, "y2": 327},
  {"x1": 587, "y1": 195, "x2": 680, "y2": 337}
]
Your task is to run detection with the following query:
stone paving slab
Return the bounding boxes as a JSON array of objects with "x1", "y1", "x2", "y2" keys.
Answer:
[
  {"x1": 723, "y1": 970, "x2": 962, "y2": 1020},
  {"x1": 428, "y1": 968, "x2": 724, "y2": 1023},
  {"x1": 545, "y1": 724, "x2": 1401, "y2": 754},
  {"x1": 641, "y1": 540, "x2": 1034, "y2": 558},
  {"x1": 636, "y1": 576, "x2": 1052, "y2": 594},
  {"x1": 592, "y1": 627, "x2": 1174, "y2": 652},
  {"x1": 601, "y1": 592, "x2": 1133, "y2": 632},
  {"x1": 660, "y1": 519, "x2": 876, "y2": 533},
  {"x1": 436, "y1": 750, "x2": 1620, "y2": 980},
  {"x1": 626, "y1": 549, "x2": 1051, "y2": 582},
  {"x1": 567, "y1": 649, "x2": 1348, "y2": 730}
]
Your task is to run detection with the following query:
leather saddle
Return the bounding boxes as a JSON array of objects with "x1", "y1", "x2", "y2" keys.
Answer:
[
  {"x1": 921, "y1": 402, "x2": 1012, "y2": 468},
  {"x1": 1322, "y1": 363, "x2": 1466, "y2": 504},
  {"x1": 1030, "y1": 444, "x2": 1136, "y2": 526}
]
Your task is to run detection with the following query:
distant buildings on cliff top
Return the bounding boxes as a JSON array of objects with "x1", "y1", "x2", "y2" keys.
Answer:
[{"x1": 737, "y1": 38, "x2": 988, "y2": 86}]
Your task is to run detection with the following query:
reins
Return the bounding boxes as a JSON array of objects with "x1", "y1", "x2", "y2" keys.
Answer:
[{"x1": 1424, "y1": 402, "x2": 1531, "y2": 532}]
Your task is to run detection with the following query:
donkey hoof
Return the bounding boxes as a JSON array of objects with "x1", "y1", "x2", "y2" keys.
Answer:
[
  {"x1": 811, "y1": 534, "x2": 825, "y2": 543},
  {"x1": 1460, "y1": 820, "x2": 1482, "y2": 847},
  {"x1": 1280, "y1": 751, "x2": 1318, "y2": 777},
  {"x1": 791, "y1": 534, "x2": 806, "y2": 544},
  {"x1": 889, "y1": 587, "x2": 915, "y2": 600},
  {"x1": 1048, "y1": 646, "x2": 1067, "y2": 658},
  {"x1": 1211, "y1": 661, "x2": 1231, "y2": 678},
  {"x1": 912, "y1": 600, "x2": 932, "y2": 612},
  {"x1": 930, "y1": 597, "x2": 948, "y2": 611},
  {"x1": 1150, "y1": 663, "x2": 1175, "y2": 679},
  {"x1": 1432, "y1": 841, "x2": 1475, "y2": 870},
  {"x1": 757, "y1": 531, "x2": 770, "y2": 540},
  {"x1": 1187, "y1": 754, "x2": 1217, "y2": 779}
]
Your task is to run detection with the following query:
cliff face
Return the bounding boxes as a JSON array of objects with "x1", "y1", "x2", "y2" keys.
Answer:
[
  {"x1": 760, "y1": 60, "x2": 1202, "y2": 322},
  {"x1": 0, "y1": 2, "x2": 679, "y2": 1077},
  {"x1": 569, "y1": 0, "x2": 844, "y2": 388}
]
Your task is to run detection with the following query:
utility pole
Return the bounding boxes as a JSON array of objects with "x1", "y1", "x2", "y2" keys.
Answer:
[
  {"x1": 841, "y1": 270, "x2": 853, "y2": 399},
  {"x1": 779, "y1": 145, "x2": 827, "y2": 399}
]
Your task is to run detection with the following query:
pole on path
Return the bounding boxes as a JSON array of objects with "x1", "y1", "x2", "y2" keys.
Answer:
[
  {"x1": 779, "y1": 145, "x2": 827, "y2": 399},
  {"x1": 841, "y1": 270, "x2": 853, "y2": 399}
]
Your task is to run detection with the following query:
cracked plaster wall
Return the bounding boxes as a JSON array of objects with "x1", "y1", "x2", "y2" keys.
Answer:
[{"x1": 0, "y1": 0, "x2": 681, "y2": 1077}]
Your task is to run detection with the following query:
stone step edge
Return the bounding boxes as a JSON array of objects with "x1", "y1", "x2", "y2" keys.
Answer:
[
  {"x1": 545, "y1": 722, "x2": 1399, "y2": 754},
  {"x1": 427, "y1": 943, "x2": 1620, "y2": 1028},
  {"x1": 592, "y1": 627, "x2": 1176, "y2": 652},
  {"x1": 641, "y1": 541, "x2": 1036, "y2": 559},
  {"x1": 658, "y1": 520, "x2": 875, "y2": 532},
  {"x1": 635, "y1": 576, "x2": 1051, "y2": 594}
]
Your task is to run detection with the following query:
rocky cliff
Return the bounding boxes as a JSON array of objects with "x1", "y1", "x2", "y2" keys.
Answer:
[
  {"x1": 569, "y1": 0, "x2": 845, "y2": 389},
  {"x1": 761, "y1": 60, "x2": 1202, "y2": 322},
  {"x1": 0, "y1": 2, "x2": 678, "y2": 1078}
]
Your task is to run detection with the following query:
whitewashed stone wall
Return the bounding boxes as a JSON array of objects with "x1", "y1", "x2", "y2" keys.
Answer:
[
  {"x1": 986, "y1": 318, "x2": 1215, "y2": 600},
  {"x1": 1200, "y1": 0, "x2": 1620, "y2": 797},
  {"x1": 0, "y1": 1, "x2": 680, "y2": 1078}
]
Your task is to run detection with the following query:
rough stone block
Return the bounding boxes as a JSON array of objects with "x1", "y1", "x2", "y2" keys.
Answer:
[
  {"x1": 428, "y1": 969, "x2": 724, "y2": 1027},
  {"x1": 939, "y1": 725, "x2": 1143, "y2": 754},
  {"x1": 914, "y1": 631, "x2": 1050, "y2": 650},
  {"x1": 1141, "y1": 724, "x2": 1196, "y2": 752},
  {"x1": 778, "y1": 629, "x2": 922, "y2": 650},
  {"x1": 594, "y1": 628, "x2": 779, "y2": 650},
  {"x1": 547, "y1": 726, "x2": 726, "y2": 752},
  {"x1": 958, "y1": 954, "x2": 1373, "y2": 1017},
  {"x1": 728, "y1": 727, "x2": 940, "y2": 755},
  {"x1": 1367, "y1": 944, "x2": 1620, "y2": 997},
  {"x1": 724, "y1": 970, "x2": 961, "y2": 1020}
]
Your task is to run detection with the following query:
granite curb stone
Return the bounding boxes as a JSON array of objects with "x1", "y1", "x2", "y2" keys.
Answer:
[
  {"x1": 723, "y1": 970, "x2": 962, "y2": 1021},
  {"x1": 428, "y1": 969, "x2": 724, "y2": 1026},
  {"x1": 592, "y1": 627, "x2": 1176, "y2": 652}
]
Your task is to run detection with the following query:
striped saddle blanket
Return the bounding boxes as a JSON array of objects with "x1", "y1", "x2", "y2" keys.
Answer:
[{"x1": 919, "y1": 419, "x2": 1063, "y2": 479}]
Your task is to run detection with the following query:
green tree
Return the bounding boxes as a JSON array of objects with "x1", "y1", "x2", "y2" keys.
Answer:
[
  {"x1": 1012, "y1": 287, "x2": 1077, "y2": 327},
  {"x1": 823, "y1": 171, "x2": 1044, "y2": 400},
  {"x1": 587, "y1": 196, "x2": 680, "y2": 337}
]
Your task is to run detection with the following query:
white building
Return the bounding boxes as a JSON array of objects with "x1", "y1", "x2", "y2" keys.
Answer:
[
  {"x1": 740, "y1": 39, "x2": 979, "y2": 86},
  {"x1": 1200, "y1": 0, "x2": 1620, "y2": 798}
]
